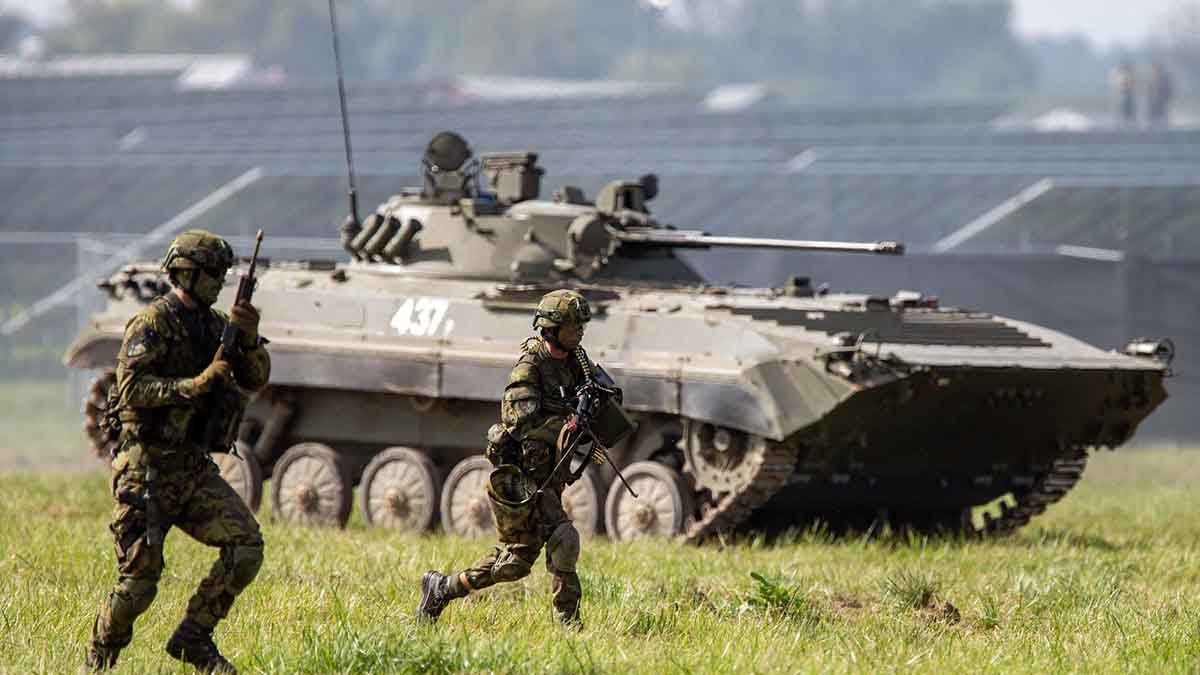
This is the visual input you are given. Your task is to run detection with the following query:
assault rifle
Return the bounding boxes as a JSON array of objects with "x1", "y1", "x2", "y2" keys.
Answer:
[{"x1": 202, "y1": 230, "x2": 264, "y2": 454}]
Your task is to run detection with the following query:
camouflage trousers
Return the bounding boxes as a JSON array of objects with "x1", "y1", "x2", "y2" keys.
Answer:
[
  {"x1": 90, "y1": 441, "x2": 264, "y2": 652},
  {"x1": 460, "y1": 486, "x2": 582, "y2": 622}
]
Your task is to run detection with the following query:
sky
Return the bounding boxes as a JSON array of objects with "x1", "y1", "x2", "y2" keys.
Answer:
[
  {"x1": 1, "y1": 0, "x2": 1187, "y2": 47},
  {"x1": 1011, "y1": 0, "x2": 1178, "y2": 46}
]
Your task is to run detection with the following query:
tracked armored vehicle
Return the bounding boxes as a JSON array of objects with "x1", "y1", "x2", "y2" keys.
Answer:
[{"x1": 66, "y1": 133, "x2": 1171, "y2": 542}]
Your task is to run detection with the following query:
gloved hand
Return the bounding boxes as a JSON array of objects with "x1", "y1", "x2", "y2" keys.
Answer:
[
  {"x1": 557, "y1": 418, "x2": 579, "y2": 453},
  {"x1": 556, "y1": 418, "x2": 605, "y2": 466},
  {"x1": 185, "y1": 346, "x2": 233, "y2": 398},
  {"x1": 229, "y1": 302, "x2": 260, "y2": 345}
]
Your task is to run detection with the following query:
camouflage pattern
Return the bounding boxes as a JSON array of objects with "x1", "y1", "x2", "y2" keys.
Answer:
[
  {"x1": 112, "y1": 293, "x2": 269, "y2": 454},
  {"x1": 89, "y1": 289, "x2": 270, "y2": 655},
  {"x1": 457, "y1": 336, "x2": 589, "y2": 623},
  {"x1": 533, "y1": 289, "x2": 591, "y2": 329},
  {"x1": 500, "y1": 337, "x2": 589, "y2": 483},
  {"x1": 162, "y1": 230, "x2": 235, "y2": 274},
  {"x1": 161, "y1": 230, "x2": 236, "y2": 307}
]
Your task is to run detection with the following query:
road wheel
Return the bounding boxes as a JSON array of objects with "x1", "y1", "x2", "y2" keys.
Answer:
[
  {"x1": 604, "y1": 461, "x2": 693, "y2": 541},
  {"x1": 440, "y1": 455, "x2": 494, "y2": 539},
  {"x1": 562, "y1": 470, "x2": 603, "y2": 538},
  {"x1": 82, "y1": 368, "x2": 117, "y2": 461},
  {"x1": 213, "y1": 441, "x2": 263, "y2": 513},
  {"x1": 271, "y1": 442, "x2": 353, "y2": 528},
  {"x1": 360, "y1": 447, "x2": 441, "y2": 532}
]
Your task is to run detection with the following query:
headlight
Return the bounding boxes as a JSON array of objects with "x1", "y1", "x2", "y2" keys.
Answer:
[{"x1": 1123, "y1": 337, "x2": 1175, "y2": 372}]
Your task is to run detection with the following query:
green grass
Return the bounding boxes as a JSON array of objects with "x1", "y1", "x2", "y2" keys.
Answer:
[
  {"x1": 0, "y1": 379, "x2": 94, "y2": 470},
  {"x1": 3, "y1": 448, "x2": 1200, "y2": 673}
]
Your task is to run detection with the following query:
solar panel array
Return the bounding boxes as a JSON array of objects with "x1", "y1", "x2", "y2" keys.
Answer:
[
  {"x1": 964, "y1": 185, "x2": 1200, "y2": 258},
  {"x1": 3, "y1": 77, "x2": 1200, "y2": 258}
]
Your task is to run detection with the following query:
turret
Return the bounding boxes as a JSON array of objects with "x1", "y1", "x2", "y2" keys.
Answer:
[{"x1": 341, "y1": 132, "x2": 904, "y2": 282}]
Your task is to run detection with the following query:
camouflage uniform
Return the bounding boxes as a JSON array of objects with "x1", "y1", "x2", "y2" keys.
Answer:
[
  {"x1": 87, "y1": 231, "x2": 270, "y2": 672},
  {"x1": 419, "y1": 289, "x2": 592, "y2": 625},
  {"x1": 461, "y1": 335, "x2": 589, "y2": 620}
]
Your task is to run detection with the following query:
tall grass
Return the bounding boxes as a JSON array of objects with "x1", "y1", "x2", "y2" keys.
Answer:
[{"x1": 3, "y1": 449, "x2": 1200, "y2": 673}]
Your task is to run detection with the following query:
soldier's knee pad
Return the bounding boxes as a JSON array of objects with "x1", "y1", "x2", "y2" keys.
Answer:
[
  {"x1": 491, "y1": 551, "x2": 533, "y2": 583},
  {"x1": 227, "y1": 542, "x2": 264, "y2": 589},
  {"x1": 546, "y1": 522, "x2": 580, "y2": 574},
  {"x1": 114, "y1": 578, "x2": 159, "y2": 617}
]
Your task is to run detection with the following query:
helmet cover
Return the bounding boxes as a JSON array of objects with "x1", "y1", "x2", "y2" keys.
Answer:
[{"x1": 533, "y1": 289, "x2": 591, "y2": 329}]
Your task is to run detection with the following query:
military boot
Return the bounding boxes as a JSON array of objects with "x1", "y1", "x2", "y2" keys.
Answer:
[
  {"x1": 80, "y1": 645, "x2": 120, "y2": 673},
  {"x1": 556, "y1": 606, "x2": 583, "y2": 630},
  {"x1": 165, "y1": 618, "x2": 237, "y2": 674},
  {"x1": 417, "y1": 571, "x2": 466, "y2": 623}
]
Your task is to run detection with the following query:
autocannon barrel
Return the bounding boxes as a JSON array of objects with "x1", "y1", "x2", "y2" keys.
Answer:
[{"x1": 610, "y1": 227, "x2": 905, "y2": 255}]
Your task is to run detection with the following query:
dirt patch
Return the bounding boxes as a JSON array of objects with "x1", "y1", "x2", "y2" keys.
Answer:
[
  {"x1": 43, "y1": 503, "x2": 89, "y2": 519},
  {"x1": 922, "y1": 599, "x2": 961, "y2": 624},
  {"x1": 830, "y1": 594, "x2": 865, "y2": 618}
]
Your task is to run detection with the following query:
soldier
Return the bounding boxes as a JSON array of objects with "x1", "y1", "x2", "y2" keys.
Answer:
[
  {"x1": 1147, "y1": 61, "x2": 1174, "y2": 127},
  {"x1": 417, "y1": 289, "x2": 596, "y2": 627},
  {"x1": 83, "y1": 230, "x2": 271, "y2": 674},
  {"x1": 1112, "y1": 59, "x2": 1137, "y2": 125}
]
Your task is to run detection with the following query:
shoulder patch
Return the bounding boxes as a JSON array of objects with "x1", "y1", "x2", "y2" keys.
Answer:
[{"x1": 125, "y1": 328, "x2": 160, "y2": 358}]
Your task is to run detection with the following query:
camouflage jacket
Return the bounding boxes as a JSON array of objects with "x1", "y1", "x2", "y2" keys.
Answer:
[
  {"x1": 114, "y1": 292, "x2": 270, "y2": 455},
  {"x1": 500, "y1": 338, "x2": 590, "y2": 479}
]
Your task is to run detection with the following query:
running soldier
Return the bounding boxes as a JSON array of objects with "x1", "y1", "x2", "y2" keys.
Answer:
[
  {"x1": 83, "y1": 230, "x2": 271, "y2": 674},
  {"x1": 417, "y1": 289, "x2": 597, "y2": 627}
]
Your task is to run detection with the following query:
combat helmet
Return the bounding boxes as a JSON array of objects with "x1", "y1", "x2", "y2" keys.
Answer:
[
  {"x1": 420, "y1": 131, "x2": 479, "y2": 202},
  {"x1": 533, "y1": 289, "x2": 591, "y2": 329},
  {"x1": 162, "y1": 230, "x2": 234, "y2": 275}
]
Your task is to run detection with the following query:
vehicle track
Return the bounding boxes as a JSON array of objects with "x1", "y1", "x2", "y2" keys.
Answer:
[
  {"x1": 975, "y1": 446, "x2": 1089, "y2": 536},
  {"x1": 682, "y1": 436, "x2": 799, "y2": 544}
]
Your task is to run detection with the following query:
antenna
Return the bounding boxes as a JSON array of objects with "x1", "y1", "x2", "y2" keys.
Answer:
[{"x1": 327, "y1": 0, "x2": 362, "y2": 256}]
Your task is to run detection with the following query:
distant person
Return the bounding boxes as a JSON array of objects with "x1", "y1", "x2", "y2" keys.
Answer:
[
  {"x1": 1147, "y1": 61, "x2": 1174, "y2": 127},
  {"x1": 1112, "y1": 59, "x2": 1137, "y2": 125}
]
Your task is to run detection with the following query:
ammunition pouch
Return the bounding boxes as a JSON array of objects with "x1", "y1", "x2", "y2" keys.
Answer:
[
  {"x1": 485, "y1": 423, "x2": 519, "y2": 466},
  {"x1": 589, "y1": 395, "x2": 636, "y2": 448},
  {"x1": 119, "y1": 411, "x2": 188, "y2": 447},
  {"x1": 196, "y1": 385, "x2": 247, "y2": 453},
  {"x1": 119, "y1": 386, "x2": 246, "y2": 453}
]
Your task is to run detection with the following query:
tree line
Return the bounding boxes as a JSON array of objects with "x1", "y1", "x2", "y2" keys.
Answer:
[
  {"x1": 0, "y1": 0, "x2": 1032, "y2": 99},
  {"x1": 3, "y1": 0, "x2": 1200, "y2": 101}
]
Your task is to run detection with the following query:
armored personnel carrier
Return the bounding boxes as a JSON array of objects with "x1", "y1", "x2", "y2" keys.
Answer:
[{"x1": 66, "y1": 132, "x2": 1172, "y2": 541}]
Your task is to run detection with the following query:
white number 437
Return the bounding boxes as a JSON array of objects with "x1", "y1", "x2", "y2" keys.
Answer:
[{"x1": 390, "y1": 297, "x2": 452, "y2": 337}]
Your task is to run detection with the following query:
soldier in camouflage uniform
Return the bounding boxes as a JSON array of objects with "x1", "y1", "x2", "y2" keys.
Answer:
[
  {"x1": 83, "y1": 231, "x2": 271, "y2": 674},
  {"x1": 418, "y1": 289, "x2": 595, "y2": 627}
]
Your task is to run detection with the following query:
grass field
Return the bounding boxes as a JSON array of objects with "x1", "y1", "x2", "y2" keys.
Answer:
[
  {"x1": 0, "y1": 378, "x2": 94, "y2": 471},
  {"x1": 2, "y1": 448, "x2": 1200, "y2": 674}
]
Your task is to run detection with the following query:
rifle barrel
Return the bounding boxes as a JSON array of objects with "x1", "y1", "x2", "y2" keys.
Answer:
[{"x1": 249, "y1": 229, "x2": 263, "y2": 272}]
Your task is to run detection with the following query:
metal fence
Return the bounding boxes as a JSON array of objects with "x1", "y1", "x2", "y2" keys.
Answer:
[{"x1": 4, "y1": 83, "x2": 1199, "y2": 443}]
